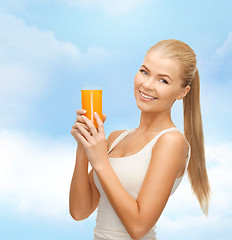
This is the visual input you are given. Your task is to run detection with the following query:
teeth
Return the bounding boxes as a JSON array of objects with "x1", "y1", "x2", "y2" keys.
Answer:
[{"x1": 140, "y1": 91, "x2": 156, "y2": 99}]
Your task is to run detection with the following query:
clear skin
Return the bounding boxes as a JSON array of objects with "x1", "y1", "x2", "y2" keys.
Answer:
[
  {"x1": 134, "y1": 50, "x2": 190, "y2": 134},
  {"x1": 69, "y1": 50, "x2": 191, "y2": 239}
]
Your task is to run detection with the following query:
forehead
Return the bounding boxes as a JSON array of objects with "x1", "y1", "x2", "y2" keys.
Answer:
[{"x1": 143, "y1": 51, "x2": 182, "y2": 80}]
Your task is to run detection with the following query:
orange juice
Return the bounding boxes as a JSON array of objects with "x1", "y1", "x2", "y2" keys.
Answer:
[{"x1": 81, "y1": 89, "x2": 102, "y2": 129}]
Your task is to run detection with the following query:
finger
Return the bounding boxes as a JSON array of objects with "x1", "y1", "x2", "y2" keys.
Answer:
[
  {"x1": 102, "y1": 114, "x2": 106, "y2": 123},
  {"x1": 94, "y1": 112, "x2": 105, "y2": 134},
  {"x1": 73, "y1": 129, "x2": 89, "y2": 147},
  {"x1": 72, "y1": 118, "x2": 89, "y2": 131},
  {"x1": 81, "y1": 115, "x2": 98, "y2": 136},
  {"x1": 73, "y1": 120, "x2": 89, "y2": 128},
  {"x1": 76, "y1": 109, "x2": 87, "y2": 115},
  {"x1": 75, "y1": 115, "x2": 86, "y2": 124},
  {"x1": 71, "y1": 128, "x2": 83, "y2": 143},
  {"x1": 75, "y1": 122, "x2": 93, "y2": 142},
  {"x1": 72, "y1": 122, "x2": 89, "y2": 132}
]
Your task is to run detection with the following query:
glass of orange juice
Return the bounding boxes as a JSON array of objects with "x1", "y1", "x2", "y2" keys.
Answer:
[{"x1": 81, "y1": 85, "x2": 102, "y2": 129}]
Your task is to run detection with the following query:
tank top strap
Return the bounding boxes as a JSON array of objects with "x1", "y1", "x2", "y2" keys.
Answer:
[
  {"x1": 145, "y1": 127, "x2": 191, "y2": 169},
  {"x1": 174, "y1": 143, "x2": 191, "y2": 176},
  {"x1": 145, "y1": 127, "x2": 182, "y2": 148},
  {"x1": 108, "y1": 127, "x2": 191, "y2": 168},
  {"x1": 184, "y1": 141, "x2": 191, "y2": 172},
  {"x1": 108, "y1": 129, "x2": 135, "y2": 154}
]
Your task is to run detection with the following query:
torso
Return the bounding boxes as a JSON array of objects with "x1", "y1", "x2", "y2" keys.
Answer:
[
  {"x1": 93, "y1": 127, "x2": 191, "y2": 237},
  {"x1": 108, "y1": 128, "x2": 189, "y2": 178}
]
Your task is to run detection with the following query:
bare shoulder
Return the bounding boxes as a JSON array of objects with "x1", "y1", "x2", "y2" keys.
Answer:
[
  {"x1": 152, "y1": 130, "x2": 189, "y2": 164},
  {"x1": 158, "y1": 130, "x2": 188, "y2": 144},
  {"x1": 106, "y1": 129, "x2": 127, "y2": 150},
  {"x1": 167, "y1": 130, "x2": 188, "y2": 148}
]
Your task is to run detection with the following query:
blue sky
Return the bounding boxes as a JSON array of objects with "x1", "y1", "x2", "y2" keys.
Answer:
[{"x1": 0, "y1": 0, "x2": 232, "y2": 239}]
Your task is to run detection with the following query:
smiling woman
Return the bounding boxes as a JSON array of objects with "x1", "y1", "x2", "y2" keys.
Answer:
[{"x1": 69, "y1": 39, "x2": 211, "y2": 240}]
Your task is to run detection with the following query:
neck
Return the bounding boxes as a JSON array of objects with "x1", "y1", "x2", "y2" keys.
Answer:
[{"x1": 135, "y1": 109, "x2": 175, "y2": 134}]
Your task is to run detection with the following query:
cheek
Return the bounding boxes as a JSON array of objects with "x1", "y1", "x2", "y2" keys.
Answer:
[
  {"x1": 162, "y1": 90, "x2": 178, "y2": 100},
  {"x1": 153, "y1": 86, "x2": 175, "y2": 100},
  {"x1": 134, "y1": 73, "x2": 142, "y2": 86}
]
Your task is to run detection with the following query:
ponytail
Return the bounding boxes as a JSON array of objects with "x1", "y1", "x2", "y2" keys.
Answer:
[
  {"x1": 148, "y1": 39, "x2": 212, "y2": 216},
  {"x1": 183, "y1": 68, "x2": 212, "y2": 216}
]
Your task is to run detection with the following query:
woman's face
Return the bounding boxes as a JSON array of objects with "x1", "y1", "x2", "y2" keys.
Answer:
[{"x1": 134, "y1": 50, "x2": 189, "y2": 113}]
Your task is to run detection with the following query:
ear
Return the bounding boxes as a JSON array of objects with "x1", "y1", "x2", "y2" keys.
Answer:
[{"x1": 176, "y1": 85, "x2": 191, "y2": 100}]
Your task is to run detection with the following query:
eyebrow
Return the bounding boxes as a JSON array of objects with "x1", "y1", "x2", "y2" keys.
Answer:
[{"x1": 141, "y1": 65, "x2": 173, "y2": 82}]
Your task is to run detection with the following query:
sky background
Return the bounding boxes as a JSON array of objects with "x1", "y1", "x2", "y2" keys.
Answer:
[{"x1": 0, "y1": 0, "x2": 232, "y2": 239}]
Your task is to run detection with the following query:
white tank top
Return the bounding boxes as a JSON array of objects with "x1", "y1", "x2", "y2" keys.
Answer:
[{"x1": 93, "y1": 127, "x2": 191, "y2": 240}]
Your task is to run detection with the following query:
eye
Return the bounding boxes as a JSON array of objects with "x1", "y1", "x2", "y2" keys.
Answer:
[
  {"x1": 160, "y1": 79, "x2": 168, "y2": 84},
  {"x1": 139, "y1": 69, "x2": 148, "y2": 75}
]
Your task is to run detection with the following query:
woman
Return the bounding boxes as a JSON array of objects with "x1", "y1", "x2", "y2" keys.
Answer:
[{"x1": 69, "y1": 39, "x2": 211, "y2": 240}]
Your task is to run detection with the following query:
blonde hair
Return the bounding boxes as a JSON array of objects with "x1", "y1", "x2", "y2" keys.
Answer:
[{"x1": 146, "y1": 39, "x2": 211, "y2": 216}]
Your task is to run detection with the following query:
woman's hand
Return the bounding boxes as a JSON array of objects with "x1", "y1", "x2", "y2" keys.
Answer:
[
  {"x1": 71, "y1": 109, "x2": 106, "y2": 146},
  {"x1": 73, "y1": 112, "x2": 109, "y2": 170}
]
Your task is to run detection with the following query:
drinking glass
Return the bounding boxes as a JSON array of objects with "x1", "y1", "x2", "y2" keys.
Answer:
[{"x1": 81, "y1": 85, "x2": 102, "y2": 129}]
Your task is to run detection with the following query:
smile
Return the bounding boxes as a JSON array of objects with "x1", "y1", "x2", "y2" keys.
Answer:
[{"x1": 139, "y1": 90, "x2": 158, "y2": 101}]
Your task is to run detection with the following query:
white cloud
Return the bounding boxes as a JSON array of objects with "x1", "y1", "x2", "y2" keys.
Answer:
[
  {"x1": 199, "y1": 32, "x2": 232, "y2": 122},
  {"x1": 214, "y1": 32, "x2": 232, "y2": 61},
  {"x1": 0, "y1": 13, "x2": 82, "y2": 124},
  {"x1": 203, "y1": 31, "x2": 232, "y2": 76},
  {"x1": 0, "y1": 129, "x2": 81, "y2": 220},
  {"x1": 0, "y1": 0, "x2": 156, "y2": 17},
  {"x1": 0, "y1": 13, "x2": 123, "y2": 127},
  {"x1": 0, "y1": 0, "x2": 51, "y2": 12},
  {"x1": 63, "y1": 0, "x2": 154, "y2": 16},
  {"x1": 0, "y1": 12, "x2": 123, "y2": 87},
  {"x1": 0, "y1": 0, "x2": 151, "y2": 16},
  {"x1": 0, "y1": 13, "x2": 82, "y2": 68},
  {"x1": 155, "y1": 141, "x2": 232, "y2": 239},
  {"x1": 0, "y1": 129, "x2": 231, "y2": 240},
  {"x1": 0, "y1": 0, "x2": 24, "y2": 12}
]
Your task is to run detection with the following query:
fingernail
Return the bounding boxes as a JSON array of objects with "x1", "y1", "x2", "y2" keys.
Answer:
[{"x1": 83, "y1": 109, "x2": 87, "y2": 113}]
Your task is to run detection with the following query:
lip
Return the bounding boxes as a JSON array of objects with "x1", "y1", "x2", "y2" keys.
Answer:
[
  {"x1": 139, "y1": 90, "x2": 158, "y2": 101},
  {"x1": 139, "y1": 90, "x2": 157, "y2": 99}
]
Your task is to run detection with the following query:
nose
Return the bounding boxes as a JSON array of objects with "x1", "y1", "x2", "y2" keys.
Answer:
[{"x1": 142, "y1": 77, "x2": 155, "y2": 90}]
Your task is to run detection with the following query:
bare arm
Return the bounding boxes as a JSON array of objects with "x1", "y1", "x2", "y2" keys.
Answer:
[
  {"x1": 69, "y1": 144, "x2": 98, "y2": 220},
  {"x1": 69, "y1": 112, "x2": 121, "y2": 220},
  {"x1": 95, "y1": 131, "x2": 189, "y2": 239},
  {"x1": 69, "y1": 108, "x2": 104, "y2": 221}
]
